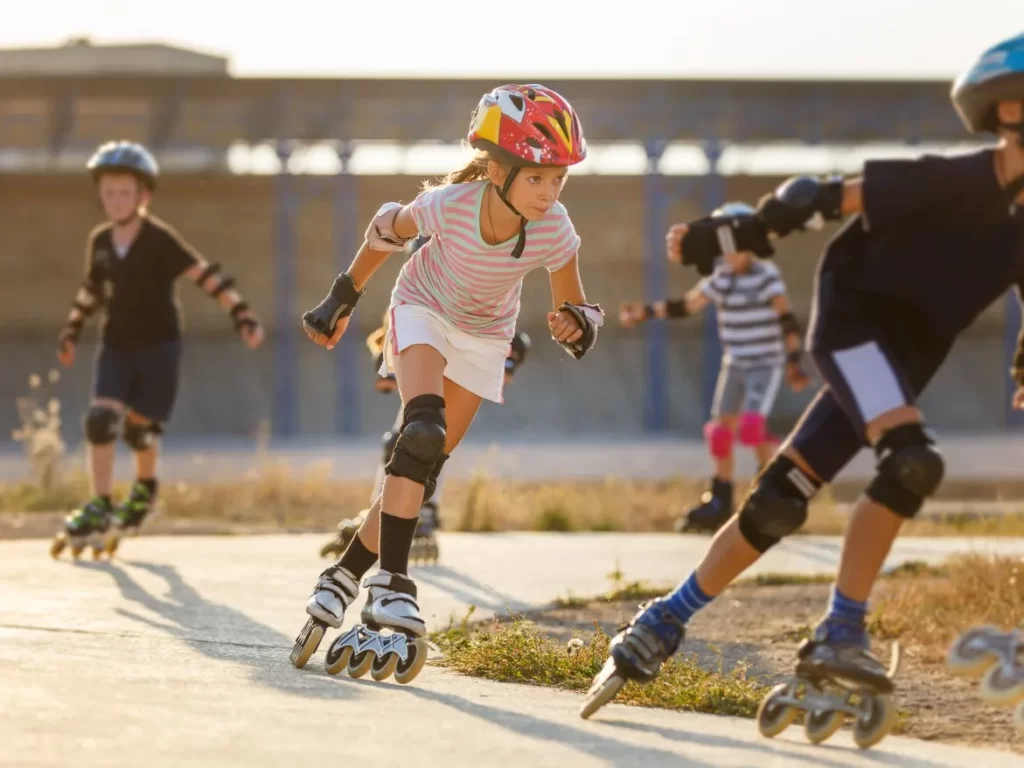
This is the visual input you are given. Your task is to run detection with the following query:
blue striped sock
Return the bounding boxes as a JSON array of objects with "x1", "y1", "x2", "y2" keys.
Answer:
[
  {"x1": 664, "y1": 572, "x2": 714, "y2": 624},
  {"x1": 826, "y1": 585, "x2": 867, "y2": 626}
]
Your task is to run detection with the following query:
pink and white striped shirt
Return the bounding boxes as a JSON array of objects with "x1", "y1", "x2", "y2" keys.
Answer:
[{"x1": 390, "y1": 180, "x2": 581, "y2": 339}]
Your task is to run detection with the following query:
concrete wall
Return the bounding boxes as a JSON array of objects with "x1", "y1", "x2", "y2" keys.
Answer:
[{"x1": 0, "y1": 173, "x2": 1014, "y2": 441}]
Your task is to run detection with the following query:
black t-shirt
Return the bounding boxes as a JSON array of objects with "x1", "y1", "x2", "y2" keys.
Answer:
[
  {"x1": 84, "y1": 216, "x2": 199, "y2": 345},
  {"x1": 820, "y1": 149, "x2": 1024, "y2": 339}
]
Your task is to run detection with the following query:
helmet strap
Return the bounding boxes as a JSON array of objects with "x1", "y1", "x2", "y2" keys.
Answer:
[{"x1": 495, "y1": 167, "x2": 527, "y2": 259}]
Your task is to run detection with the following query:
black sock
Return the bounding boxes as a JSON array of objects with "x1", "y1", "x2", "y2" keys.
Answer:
[
  {"x1": 138, "y1": 478, "x2": 159, "y2": 498},
  {"x1": 379, "y1": 512, "x2": 419, "y2": 576},
  {"x1": 338, "y1": 534, "x2": 378, "y2": 580}
]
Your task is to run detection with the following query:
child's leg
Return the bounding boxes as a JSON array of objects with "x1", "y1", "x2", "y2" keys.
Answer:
[{"x1": 84, "y1": 398, "x2": 122, "y2": 500}]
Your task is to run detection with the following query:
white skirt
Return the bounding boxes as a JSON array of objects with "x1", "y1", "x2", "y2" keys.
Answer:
[{"x1": 380, "y1": 303, "x2": 510, "y2": 403}]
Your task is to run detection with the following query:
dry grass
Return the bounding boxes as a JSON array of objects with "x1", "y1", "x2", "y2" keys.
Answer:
[
  {"x1": 431, "y1": 607, "x2": 768, "y2": 717},
  {"x1": 872, "y1": 554, "x2": 1024, "y2": 662},
  {"x1": 3, "y1": 463, "x2": 1024, "y2": 538}
]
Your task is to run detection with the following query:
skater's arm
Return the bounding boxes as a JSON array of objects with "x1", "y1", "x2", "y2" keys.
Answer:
[
  {"x1": 59, "y1": 237, "x2": 104, "y2": 350},
  {"x1": 647, "y1": 288, "x2": 711, "y2": 320},
  {"x1": 771, "y1": 294, "x2": 803, "y2": 359},
  {"x1": 547, "y1": 254, "x2": 604, "y2": 360}
]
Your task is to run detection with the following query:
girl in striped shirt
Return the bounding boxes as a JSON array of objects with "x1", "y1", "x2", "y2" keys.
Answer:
[
  {"x1": 289, "y1": 84, "x2": 604, "y2": 683},
  {"x1": 620, "y1": 202, "x2": 810, "y2": 534}
]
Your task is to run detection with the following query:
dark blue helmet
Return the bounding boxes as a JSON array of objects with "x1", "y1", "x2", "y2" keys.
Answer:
[
  {"x1": 951, "y1": 32, "x2": 1024, "y2": 134},
  {"x1": 87, "y1": 141, "x2": 160, "y2": 189}
]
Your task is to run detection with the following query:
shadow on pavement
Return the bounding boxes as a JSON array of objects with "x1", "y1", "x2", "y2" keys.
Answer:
[{"x1": 82, "y1": 559, "x2": 360, "y2": 702}]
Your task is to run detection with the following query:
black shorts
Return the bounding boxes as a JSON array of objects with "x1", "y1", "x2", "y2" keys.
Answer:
[
  {"x1": 93, "y1": 340, "x2": 182, "y2": 423},
  {"x1": 787, "y1": 264, "x2": 953, "y2": 483}
]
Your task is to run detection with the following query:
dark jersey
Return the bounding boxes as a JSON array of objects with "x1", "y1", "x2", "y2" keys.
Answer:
[
  {"x1": 820, "y1": 149, "x2": 1024, "y2": 339},
  {"x1": 84, "y1": 216, "x2": 199, "y2": 346}
]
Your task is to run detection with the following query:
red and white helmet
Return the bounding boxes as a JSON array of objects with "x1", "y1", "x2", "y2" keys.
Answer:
[{"x1": 468, "y1": 84, "x2": 587, "y2": 167}]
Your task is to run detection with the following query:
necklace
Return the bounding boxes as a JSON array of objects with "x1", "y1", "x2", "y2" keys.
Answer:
[{"x1": 486, "y1": 187, "x2": 515, "y2": 244}]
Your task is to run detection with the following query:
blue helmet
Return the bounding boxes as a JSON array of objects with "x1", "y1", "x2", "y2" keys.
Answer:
[
  {"x1": 712, "y1": 201, "x2": 755, "y2": 218},
  {"x1": 951, "y1": 32, "x2": 1024, "y2": 134},
  {"x1": 86, "y1": 140, "x2": 160, "y2": 189}
]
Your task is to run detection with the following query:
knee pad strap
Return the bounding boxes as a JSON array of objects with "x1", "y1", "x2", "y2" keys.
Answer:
[
  {"x1": 83, "y1": 405, "x2": 120, "y2": 445},
  {"x1": 866, "y1": 423, "x2": 944, "y2": 518},
  {"x1": 737, "y1": 456, "x2": 820, "y2": 552},
  {"x1": 386, "y1": 394, "x2": 447, "y2": 486},
  {"x1": 704, "y1": 421, "x2": 734, "y2": 459}
]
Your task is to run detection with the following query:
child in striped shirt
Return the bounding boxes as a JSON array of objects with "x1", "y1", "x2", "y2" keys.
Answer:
[
  {"x1": 289, "y1": 84, "x2": 603, "y2": 683},
  {"x1": 620, "y1": 202, "x2": 809, "y2": 534}
]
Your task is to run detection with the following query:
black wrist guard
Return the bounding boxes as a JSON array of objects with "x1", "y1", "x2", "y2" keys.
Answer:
[
  {"x1": 230, "y1": 301, "x2": 257, "y2": 333},
  {"x1": 303, "y1": 272, "x2": 363, "y2": 336},
  {"x1": 787, "y1": 350, "x2": 803, "y2": 365},
  {"x1": 665, "y1": 299, "x2": 688, "y2": 318},
  {"x1": 556, "y1": 302, "x2": 603, "y2": 360},
  {"x1": 757, "y1": 175, "x2": 844, "y2": 238},
  {"x1": 1012, "y1": 332, "x2": 1024, "y2": 386},
  {"x1": 778, "y1": 311, "x2": 801, "y2": 336},
  {"x1": 680, "y1": 215, "x2": 774, "y2": 276}
]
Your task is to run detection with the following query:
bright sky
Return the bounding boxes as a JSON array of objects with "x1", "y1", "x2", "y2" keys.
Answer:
[{"x1": 1, "y1": 0, "x2": 1019, "y2": 79}]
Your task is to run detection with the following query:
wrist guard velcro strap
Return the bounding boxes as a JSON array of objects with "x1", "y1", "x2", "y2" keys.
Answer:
[
  {"x1": 681, "y1": 216, "x2": 774, "y2": 276},
  {"x1": 302, "y1": 272, "x2": 363, "y2": 336},
  {"x1": 778, "y1": 311, "x2": 801, "y2": 336},
  {"x1": 1013, "y1": 332, "x2": 1024, "y2": 385},
  {"x1": 555, "y1": 302, "x2": 604, "y2": 360},
  {"x1": 81, "y1": 279, "x2": 102, "y2": 298},
  {"x1": 196, "y1": 262, "x2": 222, "y2": 286},
  {"x1": 229, "y1": 301, "x2": 249, "y2": 318},
  {"x1": 787, "y1": 350, "x2": 803, "y2": 365},
  {"x1": 211, "y1": 276, "x2": 236, "y2": 298},
  {"x1": 665, "y1": 299, "x2": 688, "y2": 318}
]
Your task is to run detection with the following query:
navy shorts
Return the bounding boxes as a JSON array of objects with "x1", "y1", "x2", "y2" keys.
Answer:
[
  {"x1": 93, "y1": 340, "x2": 182, "y2": 423},
  {"x1": 785, "y1": 263, "x2": 952, "y2": 483}
]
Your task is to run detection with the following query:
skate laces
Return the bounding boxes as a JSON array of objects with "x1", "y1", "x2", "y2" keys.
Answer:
[{"x1": 69, "y1": 498, "x2": 109, "y2": 527}]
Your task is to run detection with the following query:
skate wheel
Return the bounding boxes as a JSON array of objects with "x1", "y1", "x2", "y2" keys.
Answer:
[
  {"x1": 393, "y1": 637, "x2": 428, "y2": 685},
  {"x1": 853, "y1": 693, "x2": 897, "y2": 750},
  {"x1": 580, "y1": 659, "x2": 627, "y2": 720},
  {"x1": 105, "y1": 536, "x2": 120, "y2": 558},
  {"x1": 70, "y1": 543, "x2": 85, "y2": 560},
  {"x1": 804, "y1": 708, "x2": 845, "y2": 744},
  {"x1": 324, "y1": 638, "x2": 353, "y2": 676},
  {"x1": 49, "y1": 536, "x2": 66, "y2": 559},
  {"x1": 757, "y1": 683, "x2": 798, "y2": 738},
  {"x1": 371, "y1": 650, "x2": 400, "y2": 682},
  {"x1": 947, "y1": 625, "x2": 1006, "y2": 677},
  {"x1": 91, "y1": 545, "x2": 104, "y2": 561},
  {"x1": 980, "y1": 657, "x2": 1024, "y2": 707},
  {"x1": 347, "y1": 650, "x2": 376, "y2": 679},
  {"x1": 289, "y1": 618, "x2": 326, "y2": 669}
]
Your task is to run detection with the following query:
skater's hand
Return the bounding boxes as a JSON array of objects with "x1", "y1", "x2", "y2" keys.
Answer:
[
  {"x1": 1013, "y1": 385, "x2": 1024, "y2": 410},
  {"x1": 786, "y1": 361, "x2": 810, "y2": 392},
  {"x1": 238, "y1": 314, "x2": 265, "y2": 350},
  {"x1": 547, "y1": 309, "x2": 583, "y2": 345},
  {"x1": 305, "y1": 315, "x2": 349, "y2": 351},
  {"x1": 665, "y1": 224, "x2": 687, "y2": 264},
  {"x1": 56, "y1": 336, "x2": 76, "y2": 368},
  {"x1": 619, "y1": 301, "x2": 647, "y2": 329},
  {"x1": 375, "y1": 374, "x2": 397, "y2": 393}
]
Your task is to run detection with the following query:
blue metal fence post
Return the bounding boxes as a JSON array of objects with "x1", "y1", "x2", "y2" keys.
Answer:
[
  {"x1": 273, "y1": 141, "x2": 299, "y2": 438},
  {"x1": 334, "y1": 141, "x2": 361, "y2": 436},
  {"x1": 643, "y1": 139, "x2": 669, "y2": 433},
  {"x1": 1007, "y1": 290, "x2": 1023, "y2": 429},
  {"x1": 700, "y1": 140, "x2": 725, "y2": 421}
]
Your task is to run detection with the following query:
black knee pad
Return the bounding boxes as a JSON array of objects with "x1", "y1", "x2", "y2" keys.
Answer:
[
  {"x1": 123, "y1": 420, "x2": 159, "y2": 452},
  {"x1": 866, "y1": 423, "x2": 944, "y2": 518},
  {"x1": 385, "y1": 394, "x2": 447, "y2": 486},
  {"x1": 381, "y1": 429, "x2": 400, "y2": 465},
  {"x1": 737, "y1": 456, "x2": 819, "y2": 552},
  {"x1": 423, "y1": 453, "x2": 450, "y2": 503},
  {"x1": 83, "y1": 405, "x2": 120, "y2": 445}
]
